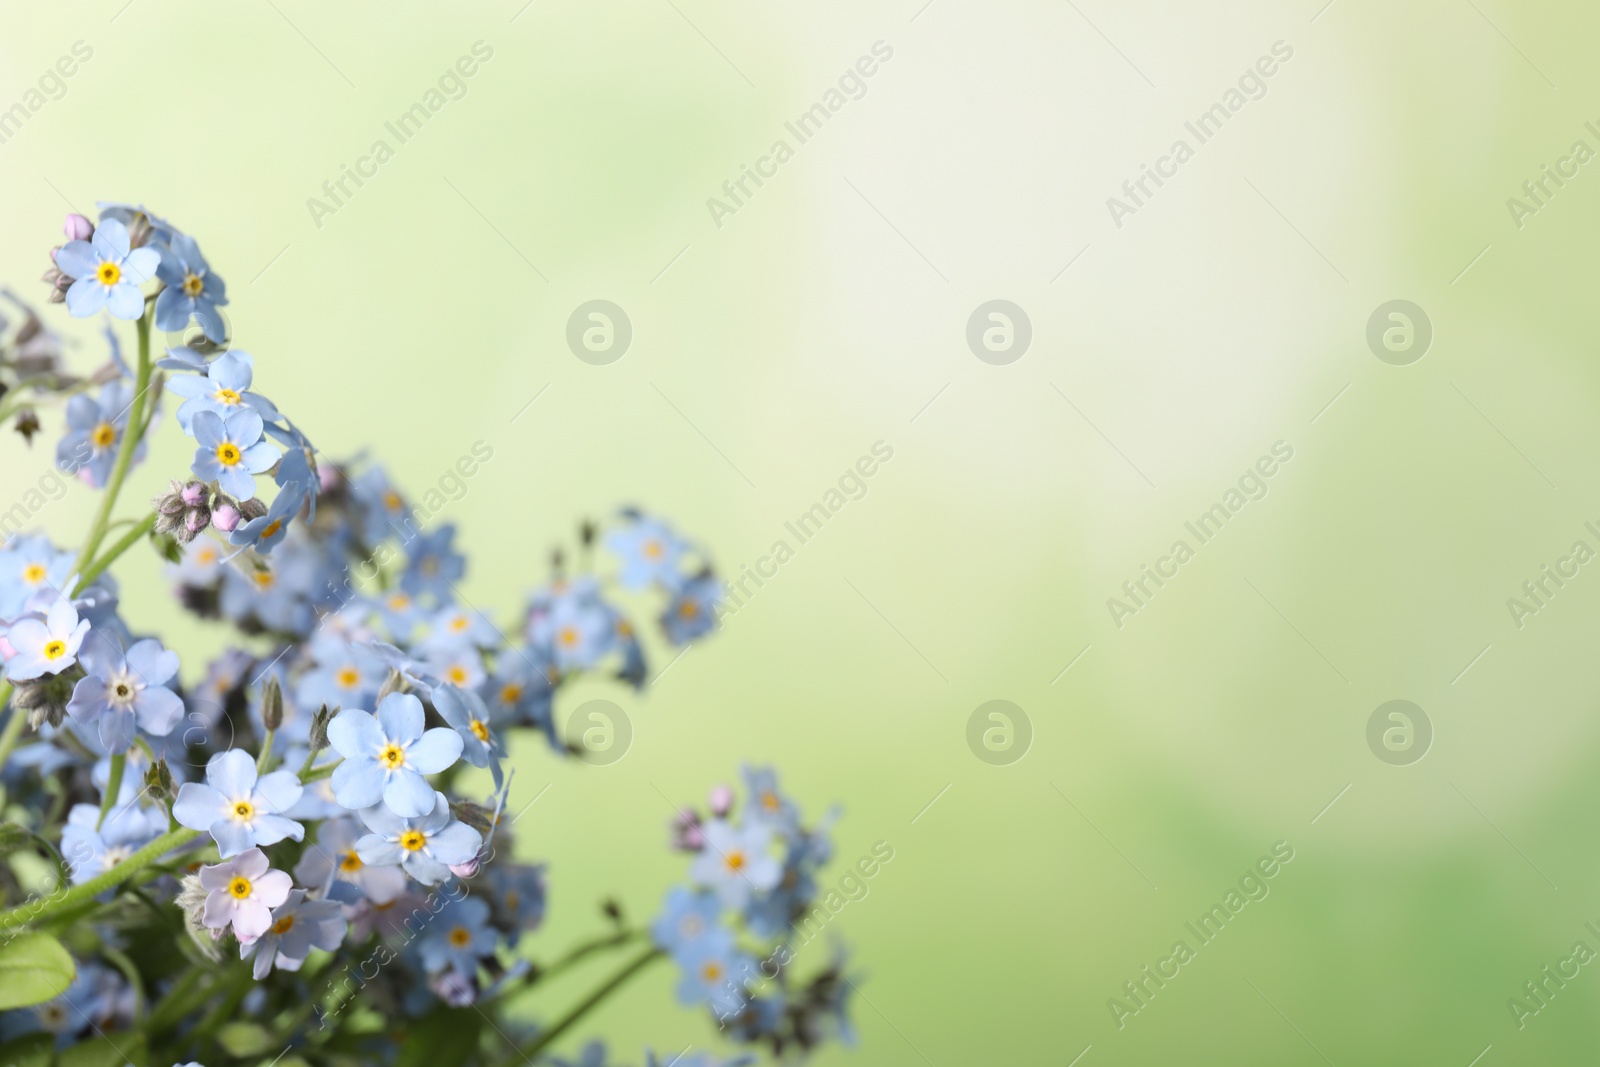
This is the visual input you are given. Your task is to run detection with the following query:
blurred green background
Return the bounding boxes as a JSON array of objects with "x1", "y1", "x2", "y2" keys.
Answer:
[{"x1": 5, "y1": 0, "x2": 1600, "y2": 1062}]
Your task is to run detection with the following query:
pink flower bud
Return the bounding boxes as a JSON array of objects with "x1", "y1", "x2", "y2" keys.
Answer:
[
  {"x1": 63, "y1": 214, "x2": 94, "y2": 241},
  {"x1": 184, "y1": 508, "x2": 210, "y2": 535},
  {"x1": 180, "y1": 481, "x2": 208, "y2": 507},
  {"x1": 709, "y1": 784, "x2": 733, "y2": 817},
  {"x1": 212, "y1": 503, "x2": 241, "y2": 532},
  {"x1": 318, "y1": 465, "x2": 339, "y2": 492},
  {"x1": 448, "y1": 858, "x2": 481, "y2": 879}
]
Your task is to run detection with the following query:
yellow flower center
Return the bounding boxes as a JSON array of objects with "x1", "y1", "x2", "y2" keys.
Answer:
[
  {"x1": 469, "y1": 719, "x2": 490, "y2": 743},
  {"x1": 383, "y1": 491, "x2": 402, "y2": 511},
  {"x1": 253, "y1": 570, "x2": 275, "y2": 588},
  {"x1": 260, "y1": 520, "x2": 282, "y2": 540},
  {"x1": 643, "y1": 540, "x2": 663, "y2": 560},
  {"x1": 449, "y1": 615, "x2": 470, "y2": 633},
  {"x1": 399, "y1": 830, "x2": 426, "y2": 852},
  {"x1": 761, "y1": 792, "x2": 780, "y2": 811},
  {"x1": 678, "y1": 601, "x2": 699, "y2": 619},
  {"x1": 214, "y1": 387, "x2": 241, "y2": 405},
  {"x1": 499, "y1": 683, "x2": 523, "y2": 704},
  {"x1": 228, "y1": 876, "x2": 253, "y2": 899},
  {"x1": 701, "y1": 960, "x2": 724, "y2": 982},
  {"x1": 21, "y1": 563, "x2": 46, "y2": 584},
  {"x1": 271, "y1": 915, "x2": 295, "y2": 935},
  {"x1": 42, "y1": 640, "x2": 67, "y2": 661},
  {"x1": 378, "y1": 744, "x2": 406, "y2": 770},
  {"x1": 448, "y1": 926, "x2": 472, "y2": 947},
  {"x1": 96, "y1": 261, "x2": 121, "y2": 285},
  {"x1": 336, "y1": 666, "x2": 361, "y2": 689},
  {"x1": 197, "y1": 546, "x2": 217, "y2": 564},
  {"x1": 183, "y1": 272, "x2": 204, "y2": 296},
  {"x1": 724, "y1": 850, "x2": 745, "y2": 872},
  {"x1": 387, "y1": 593, "x2": 410, "y2": 610},
  {"x1": 557, "y1": 626, "x2": 578, "y2": 648},
  {"x1": 339, "y1": 850, "x2": 363, "y2": 872},
  {"x1": 90, "y1": 422, "x2": 116, "y2": 448},
  {"x1": 216, "y1": 442, "x2": 241, "y2": 466},
  {"x1": 446, "y1": 665, "x2": 468, "y2": 686},
  {"x1": 233, "y1": 800, "x2": 255, "y2": 821}
]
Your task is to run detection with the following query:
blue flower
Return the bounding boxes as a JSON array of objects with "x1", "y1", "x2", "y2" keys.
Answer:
[
  {"x1": 0, "y1": 535, "x2": 73, "y2": 618},
  {"x1": 64, "y1": 635, "x2": 184, "y2": 753},
  {"x1": 605, "y1": 514, "x2": 691, "y2": 590},
  {"x1": 417, "y1": 897, "x2": 496, "y2": 974},
  {"x1": 650, "y1": 886, "x2": 732, "y2": 965},
  {"x1": 690, "y1": 820, "x2": 781, "y2": 909},
  {"x1": 400, "y1": 525, "x2": 465, "y2": 602},
  {"x1": 292, "y1": 815, "x2": 407, "y2": 904},
  {"x1": 527, "y1": 579, "x2": 614, "y2": 671},
  {"x1": 740, "y1": 765, "x2": 800, "y2": 837},
  {"x1": 354, "y1": 788, "x2": 482, "y2": 885},
  {"x1": 228, "y1": 488, "x2": 302, "y2": 555},
  {"x1": 164, "y1": 351, "x2": 275, "y2": 433},
  {"x1": 675, "y1": 939, "x2": 756, "y2": 1016},
  {"x1": 58, "y1": 799, "x2": 163, "y2": 885},
  {"x1": 275, "y1": 445, "x2": 319, "y2": 521},
  {"x1": 241, "y1": 888, "x2": 345, "y2": 979},
  {"x1": 482, "y1": 647, "x2": 557, "y2": 744},
  {"x1": 486, "y1": 863, "x2": 547, "y2": 944},
  {"x1": 418, "y1": 604, "x2": 499, "y2": 654},
  {"x1": 327, "y1": 693, "x2": 463, "y2": 816},
  {"x1": 191, "y1": 408, "x2": 280, "y2": 500},
  {"x1": 294, "y1": 636, "x2": 384, "y2": 717},
  {"x1": 661, "y1": 573, "x2": 722, "y2": 645},
  {"x1": 173, "y1": 748, "x2": 305, "y2": 858},
  {"x1": 3, "y1": 596, "x2": 90, "y2": 681},
  {"x1": 56, "y1": 381, "x2": 145, "y2": 489},
  {"x1": 433, "y1": 683, "x2": 502, "y2": 786},
  {"x1": 53, "y1": 218, "x2": 160, "y2": 320},
  {"x1": 154, "y1": 233, "x2": 228, "y2": 342}
]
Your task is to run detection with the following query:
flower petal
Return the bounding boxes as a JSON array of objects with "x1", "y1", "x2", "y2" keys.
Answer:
[
  {"x1": 327, "y1": 709, "x2": 382, "y2": 758},
  {"x1": 54, "y1": 240, "x2": 98, "y2": 279},
  {"x1": 251, "y1": 814, "x2": 305, "y2": 847},
  {"x1": 331, "y1": 758, "x2": 384, "y2": 810},
  {"x1": 173, "y1": 783, "x2": 228, "y2": 831},
  {"x1": 122, "y1": 246, "x2": 160, "y2": 285},
  {"x1": 210, "y1": 818, "x2": 255, "y2": 858},
  {"x1": 407, "y1": 728, "x2": 463, "y2": 774},
  {"x1": 64, "y1": 278, "x2": 107, "y2": 317},
  {"x1": 206, "y1": 749, "x2": 258, "y2": 797},
  {"x1": 91, "y1": 217, "x2": 130, "y2": 260},
  {"x1": 106, "y1": 282, "x2": 144, "y2": 320},
  {"x1": 376, "y1": 692, "x2": 424, "y2": 743},
  {"x1": 355, "y1": 833, "x2": 402, "y2": 867},
  {"x1": 382, "y1": 770, "x2": 435, "y2": 818},
  {"x1": 425, "y1": 821, "x2": 483, "y2": 866}
]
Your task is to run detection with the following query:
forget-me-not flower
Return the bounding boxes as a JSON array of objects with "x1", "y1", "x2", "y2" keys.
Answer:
[
  {"x1": 173, "y1": 749, "x2": 305, "y2": 858},
  {"x1": 417, "y1": 897, "x2": 496, "y2": 974},
  {"x1": 56, "y1": 381, "x2": 144, "y2": 489},
  {"x1": 54, "y1": 218, "x2": 160, "y2": 320},
  {"x1": 242, "y1": 888, "x2": 346, "y2": 979},
  {"x1": 4, "y1": 596, "x2": 90, "y2": 681},
  {"x1": 190, "y1": 408, "x2": 281, "y2": 500},
  {"x1": 690, "y1": 820, "x2": 781, "y2": 909},
  {"x1": 355, "y1": 789, "x2": 482, "y2": 885},
  {"x1": 327, "y1": 693, "x2": 462, "y2": 817},
  {"x1": 154, "y1": 233, "x2": 228, "y2": 342},
  {"x1": 198, "y1": 846, "x2": 292, "y2": 944},
  {"x1": 292, "y1": 815, "x2": 407, "y2": 904},
  {"x1": 65, "y1": 636, "x2": 184, "y2": 753}
]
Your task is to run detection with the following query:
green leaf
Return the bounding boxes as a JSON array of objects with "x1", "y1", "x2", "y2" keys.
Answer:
[
  {"x1": 217, "y1": 1021, "x2": 276, "y2": 1057},
  {"x1": 0, "y1": 1031, "x2": 54, "y2": 1067},
  {"x1": 0, "y1": 930, "x2": 75, "y2": 1010},
  {"x1": 56, "y1": 1032, "x2": 144, "y2": 1067}
]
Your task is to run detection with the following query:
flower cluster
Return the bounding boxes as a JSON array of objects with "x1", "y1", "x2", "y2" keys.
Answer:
[{"x1": 0, "y1": 202, "x2": 859, "y2": 1067}]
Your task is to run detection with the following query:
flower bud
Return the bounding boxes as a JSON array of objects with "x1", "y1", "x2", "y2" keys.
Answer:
[
  {"x1": 309, "y1": 704, "x2": 334, "y2": 752},
  {"x1": 451, "y1": 801, "x2": 496, "y2": 834},
  {"x1": 376, "y1": 669, "x2": 409, "y2": 702},
  {"x1": 211, "y1": 502, "x2": 241, "y2": 532},
  {"x1": 156, "y1": 481, "x2": 189, "y2": 518},
  {"x1": 709, "y1": 784, "x2": 733, "y2": 817},
  {"x1": 447, "y1": 857, "x2": 482, "y2": 880},
  {"x1": 144, "y1": 759, "x2": 175, "y2": 805},
  {"x1": 260, "y1": 675, "x2": 284, "y2": 731},
  {"x1": 670, "y1": 808, "x2": 704, "y2": 852},
  {"x1": 63, "y1": 214, "x2": 94, "y2": 241},
  {"x1": 239, "y1": 497, "x2": 269, "y2": 521},
  {"x1": 180, "y1": 481, "x2": 208, "y2": 507},
  {"x1": 182, "y1": 508, "x2": 210, "y2": 541}
]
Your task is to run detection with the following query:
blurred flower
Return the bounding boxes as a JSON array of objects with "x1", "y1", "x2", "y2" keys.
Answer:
[
  {"x1": 605, "y1": 514, "x2": 690, "y2": 590},
  {"x1": 690, "y1": 820, "x2": 780, "y2": 908},
  {"x1": 417, "y1": 897, "x2": 496, "y2": 974},
  {"x1": 57, "y1": 380, "x2": 144, "y2": 489}
]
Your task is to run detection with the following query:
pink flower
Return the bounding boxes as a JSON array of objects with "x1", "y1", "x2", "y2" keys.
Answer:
[
  {"x1": 199, "y1": 847, "x2": 291, "y2": 944},
  {"x1": 63, "y1": 214, "x2": 94, "y2": 241}
]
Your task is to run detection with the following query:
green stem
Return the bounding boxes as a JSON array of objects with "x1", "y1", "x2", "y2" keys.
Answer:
[
  {"x1": 145, "y1": 966, "x2": 205, "y2": 1034},
  {"x1": 0, "y1": 682, "x2": 23, "y2": 777},
  {"x1": 74, "y1": 512, "x2": 158, "y2": 595},
  {"x1": 495, "y1": 946, "x2": 663, "y2": 1066},
  {"x1": 96, "y1": 753, "x2": 125, "y2": 830},
  {"x1": 72, "y1": 310, "x2": 153, "y2": 580},
  {"x1": 530, "y1": 928, "x2": 643, "y2": 989},
  {"x1": 0, "y1": 826, "x2": 200, "y2": 933}
]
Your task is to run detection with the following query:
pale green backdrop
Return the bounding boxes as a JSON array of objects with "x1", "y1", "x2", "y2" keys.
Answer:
[{"x1": 4, "y1": 1, "x2": 1600, "y2": 1063}]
